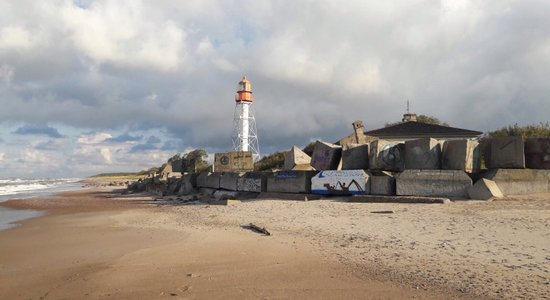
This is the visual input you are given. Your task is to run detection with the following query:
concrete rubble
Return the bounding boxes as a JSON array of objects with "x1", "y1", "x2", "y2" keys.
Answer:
[
  {"x1": 487, "y1": 137, "x2": 526, "y2": 169},
  {"x1": 369, "y1": 140, "x2": 405, "y2": 172},
  {"x1": 404, "y1": 138, "x2": 441, "y2": 170},
  {"x1": 396, "y1": 169, "x2": 472, "y2": 198},
  {"x1": 283, "y1": 146, "x2": 312, "y2": 170},
  {"x1": 310, "y1": 141, "x2": 342, "y2": 171},
  {"x1": 442, "y1": 139, "x2": 480, "y2": 173},
  {"x1": 467, "y1": 178, "x2": 504, "y2": 200},
  {"x1": 341, "y1": 143, "x2": 369, "y2": 170}
]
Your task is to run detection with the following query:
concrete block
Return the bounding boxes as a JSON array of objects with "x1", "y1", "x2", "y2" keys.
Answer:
[
  {"x1": 310, "y1": 141, "x2": 342, "y2": 171},
  {"x1": 220, "y1": 172, "x2": 244, "y2": 191},
  {"x1": 405, "y1": 138, "x2": 441, "y2": 170},
  {"x1": 488, "y1": 137, "x2": 525, "y2": 169},
  {"x1": 442, "y1": 139, "x2": 480, "y2": 173},
  {"x1": 482, "y1": 169, "x2": 550, "y2": 195},
  {"x1": 204, "y1": 172, "x2": 222, "y2": 189},
  {"x1": 369, "y1": 140, "x2": 405, "y2": 171},
  {"x1": 396, "y1": 169, "x2": 472, "y2": 198},
  {"x1": 266, "y1": 171, "x2": 317, "y2": 194},
  {"x1": 283, "y1": 146, "x2": 311, "y2": 170},
  {"x1": 237, "y1": 172, "x2": 267, "y2": 193},
  {"x1": 467, "y1": 178, "x2": 504, "y2": 200},
  {"x1": 214, "y1": 151, "x2": 254, "y2": 172},
  {"x1": 311, "y1": 170, "x2": 371, "y2": 195},
  {"x1": 171, "y1": 158, "x2": 183, "y2": 173},
  {"x1": 292, "y1": 164, "x2": 316, "y2": 171},
  {"x1": 196, "y1": 172, "x2": 210, "y2": 188},
  {"x1": 177, "y1": 174, "x2": 197, "y2": 195},
  {"x1": 342, "y1": 143, "x2": 369, "y2": 170},
  {"x1": 370, "y1": 171, "x2": 396, "y2": 195},
  {"x1": 524, "y1": 138, "x2": 550, "y2": 169}
]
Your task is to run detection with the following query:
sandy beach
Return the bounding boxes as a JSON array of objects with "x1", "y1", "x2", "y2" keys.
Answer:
[{"x1": 0, "y1": 188, "x2": 548, "y2": 299}]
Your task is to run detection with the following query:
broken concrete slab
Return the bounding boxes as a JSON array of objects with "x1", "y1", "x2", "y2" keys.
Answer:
[
  {"x1": 341, "y1": 143, "x2": 369, "y2": 170},
  {"x1": 204, "y1": 172, "x2": 223, "y2": 189},
  {"x1": 369, "y1": 140, "x2": 405, "y2": 171},
  {"x1": 442, "y1": 139, "x2": 481, "y2": 173},
  {"x1": 214, "y1": 151, "x2": 254, "y2": 172},
  {"x1": 396, "y1": 169, "x2": 472, "y2": 198},
  {"x1": 283, "y1": 146, "x2": 312, "y2": 170},
  {"x1": 237, "y1": 172, "x2": 268, "y2": 193},
  {"x1": 481, "y1": 169, "x2": 550, "y2": 195},
  {"x1": 524, "y1": 138, "x2": 550, "y2": 169},
  {"x1": 467, "y1": 178, "x2": 504, "y2": 200},
  {"x1": 219, "y1": 172, "x2": 245, "y2": 191},
  {"x1": 310, "y1": 141, "x2": 342, "y2": 171},
  {"x1": 266, "y1": 171, "x2": 317, "y2": 194},
  {"x1": 196, "y1": 172, "x2": 210, "y2": 188},
  {"x1": 488, "y1": 137, "x2": 525, "y2": 169},
  {"x1": 311, "y1": 170, "x2": 371, "y2": 195},
  {"x1": 177, "y1": 174, "x2": 197, "y2": 195},
  {"x1": 405, "y1": 138, "x2": 441, "y2": 170},
  {"x1": 370, "y1": 171, "x2": 396, "y2": 195},
  {"x1": 347, "y1": 195, "x2": 450, "y2": 204}
]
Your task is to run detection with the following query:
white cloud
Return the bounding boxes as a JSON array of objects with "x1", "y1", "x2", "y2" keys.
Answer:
[
  {"x1": 77, "y1": 132, "x2": 112, "y2": 144},
  {"x1": 100, "y1": 147, "x2": 112, "y2": 164},
  {"x1": 0, "y1": 64, "x2": 15, "y2": 85},
  {"x1": 0, "y1": 152, "x2": 4, "y2": 161},
  {"x1": 0, "y1": 26, "x2": 32, "y2": 49}
]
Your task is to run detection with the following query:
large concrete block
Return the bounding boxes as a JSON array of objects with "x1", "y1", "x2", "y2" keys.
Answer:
[
  {"x1": 220, "y1": 172, "x2": 244, "y2": 191},
  {"x1": 204, "y1": 172, "x2": 223, "y2": 189},
  {"x1": 482, "y1": 169, "x2": 550, "y2": 195},
  {"x1": 311, "y1": 170, "x2": 371, "y2": 195},
  {"x1": 196, "y1": 172, "x2": 210, "y2": 188},
  {"x1": 405, "y1": 138, "x2": 441, "y2": 170},
  {"x1": 342, "y1": 143, "x2": 369, "y2": 170},
  {"x1": 525, "y1": 138, "x2": 550, "y2": 169},
  {"x1": 442, "y1": 139, "x2": 481, "y2": 173},
  {"x1": 171, "y1": 158, "x2": 184, "y2": 173},
  {"x1": 396, "y1": 169, "x2": 472, "y2": 198},
  {"x1": 177, "y1": 174, "x2": 197, "y2": 195},
  {"x1": 467, "y1": 178, "x2": 503, "y2": 200},
  {"x1": 266, "y1": 171, "x2": 317, "y2": 194},
  {"x1": 283, "y1": 146, "x2": 311, "y2": 170},
  {"x1": 237, "y1": 172, "x2": 268, "y2": 193},
  {"x1": 214, "y1": 151, "x2": 254, "y2": 172},
  {"x1": 369, "y1": 140, "x2": 405, "y2": 171},
  {"x1": 488, "y1": 137, "x2": 525, "y2": 169},
  {"x1": 370, "y1": 171, "x2": 396, "y2": 195},
  {"x1": 310, "y1": 141, "x2": 342, "y2": 171}
]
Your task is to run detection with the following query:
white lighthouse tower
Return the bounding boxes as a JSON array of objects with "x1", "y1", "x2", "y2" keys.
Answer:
[{"x1": 231, "y1": 75, "x2": 260, "y2": 161}]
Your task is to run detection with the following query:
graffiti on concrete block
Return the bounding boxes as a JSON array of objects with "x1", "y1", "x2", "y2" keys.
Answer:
[{"x1": 311, "y1": 170, "x2": 368, "y2": 195}]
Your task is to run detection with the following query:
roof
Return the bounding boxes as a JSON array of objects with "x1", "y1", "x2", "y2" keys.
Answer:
[{"x1": 364, "y1": 121, "x2": 482, "y2": 139}]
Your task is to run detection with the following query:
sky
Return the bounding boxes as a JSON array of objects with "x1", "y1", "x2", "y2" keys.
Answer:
[{"x1": 1, "y1": 0, "x2": 549, "y2": 178}]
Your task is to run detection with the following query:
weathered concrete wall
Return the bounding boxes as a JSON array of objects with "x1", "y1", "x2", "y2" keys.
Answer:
[
  {"x1": 196, "y1": 172, "x2": 210, "y2": 188},
  {"x1": 310, "y1": 141, "x2": 342, "y2": 171},
  {"x1": 442, "y1": 139, "x2": 480, "y2": 173},
  {"x1": 482, "y1": 169, "x2": 550, "y2": 195},
  {"x1": 524, "y1": 138, "x2": 550, "y2": 169},
  {"x1": 311, "y1": 170, "x2": 370, "y2": 195},
  {"x1": 283, "y1": 146, "x2": 311, "y2": 170},
  {"x1": 341, "y1": 143, "x2": 369, "y2": 170},
  {"x1": 488, "y1": 137, "x2": 525, "y2": 169},
  {"x1": 266, "y1": 171, "x2": 317, "y2": 194},
  {"x1": 467, "y1": 178, "x2": 503, "y2": 200},
  {"x1": 177, "y1": 174, "x2": 197, "y2": 195},
  {"x1": 369, "y1": 140, "x2": 405, "y2": 171},
  {"x1": 237, "y1": 172, "x2": 268, "y2": 193},
  {"x1": 396, "y1": 169, "x2": 472, "y2": 198},
  {"x1": 370, "y1": 171, "x2": 396, "y2": 195},
  {"x1": 204, "y1": 172, "x2": 223, "y2": 189},
  {"x1": 220, "y1": 172, "x2": 244, "y2": 191},
  {"x1": 405, "y1": 138, "x2": 441, "y2": 170},
  {"x1": 214, "y1": 151, "x2": 254, "y2": 172}
]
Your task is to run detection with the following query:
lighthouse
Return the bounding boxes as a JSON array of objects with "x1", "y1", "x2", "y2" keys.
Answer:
[{"x1": 231, "y1": 75, "x2": 260, "y2": 161}]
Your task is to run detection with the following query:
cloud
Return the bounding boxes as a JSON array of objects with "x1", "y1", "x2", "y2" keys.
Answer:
[
  {"x1": 77, "y1": 132, "x2": 112, "y2": 144},
  {"x1": 35, "y1": 140, "x2": 64, "y2": 151},
  {"x1": 13, "y1": 125, "x2": 63, "y2": 138},
  {"x1": 106, "y1": 132, "x2": 143, "y2": 143},
  {"x1": 129, "y1": 135, "x2": 162, "y2": 153},
  {"x1": 0, "y1": 152, "x2": 4, "y2": 161}
]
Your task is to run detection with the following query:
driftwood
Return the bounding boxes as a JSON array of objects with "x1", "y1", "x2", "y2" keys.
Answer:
[
  {"x1": 240, "y1": 223, "x2": 271, "y2": 236},
  {"x1": 370, "y1": 210, "x2": 395, "y2": 214}
]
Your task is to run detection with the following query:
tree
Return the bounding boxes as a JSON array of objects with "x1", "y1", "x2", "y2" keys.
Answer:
[
  {"x1": 486, "y1": 122, "x2": 550, "y2": 138},
  {"x1": 385, "y1": 114, "x2": 449, "y2": 127},
  {"x1": 182, "y1": 149, "x2": 209, "y2": 173},
  {"x1": 254, "y1": 151, "x2": 286, "y2": 171}
]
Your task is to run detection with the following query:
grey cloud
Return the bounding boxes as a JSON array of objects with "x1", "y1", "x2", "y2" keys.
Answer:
[
  {"x1": 13, "y1": 125, "x2": 63, "y2": 138},
  {"x1": 106, "y1": 133, "x2": 143, "y2": 143}
]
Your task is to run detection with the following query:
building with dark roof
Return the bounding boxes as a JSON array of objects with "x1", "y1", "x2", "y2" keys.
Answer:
[{"x1": 338, "y1": 114, "x2": 482, "y2": 144}]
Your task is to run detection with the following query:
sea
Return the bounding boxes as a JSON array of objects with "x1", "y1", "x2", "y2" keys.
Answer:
[{"x1": 0, "y1": 178, "x2": 83, "y2": 230}]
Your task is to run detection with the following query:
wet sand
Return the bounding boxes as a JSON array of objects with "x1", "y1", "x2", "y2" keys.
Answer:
[{"x1": 0, "y1": 189, "x2": 448, "y2": 299}]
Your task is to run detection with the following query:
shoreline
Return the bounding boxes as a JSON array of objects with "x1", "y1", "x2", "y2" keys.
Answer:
[{"x1": 1, "y1": 188, "x2": 548, "y2": 299}]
